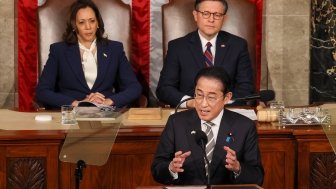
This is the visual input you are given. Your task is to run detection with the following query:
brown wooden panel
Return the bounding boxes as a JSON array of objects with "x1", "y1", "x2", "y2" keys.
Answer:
[
  {"x1": 259, "y1": 139, "x2": 295, "y2": 189},
  {"x1": 59, "y1": 141, "x2": 161, "y2": 189},
  {"x1": 297, "y1": 140, "x2": 334, "y2": 189},
  {"x1": 0, "y1": 142, "x2": 60, "y2": 189},
  {"x1": 46, "y1": 145, "x2": 60, "y2": 189},
  {"x1": 112, "y1": 140, "x2": 160, "y2": 154},
  {"x1": 6, "y1": 145, "x2": 49, "y2": 156},
  {"x1": 7, "y1": 157, "x2": 46, "y2": 189},
  {"x1": 0, "y1": 147, "x2": 6, "y2": 189},
  {"x1": 310, "y1": 152, "x2": 336, "y2": 189}
]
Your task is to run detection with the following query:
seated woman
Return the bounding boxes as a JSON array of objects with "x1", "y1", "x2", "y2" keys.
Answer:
[{"x1": 36, "y1": 0, "x2": 141, "y2": 108}]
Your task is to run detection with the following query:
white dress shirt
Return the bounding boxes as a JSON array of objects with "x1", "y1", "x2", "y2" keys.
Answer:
[{"x1": 79, "y1": 39, "x2": 98, "y2": 89}]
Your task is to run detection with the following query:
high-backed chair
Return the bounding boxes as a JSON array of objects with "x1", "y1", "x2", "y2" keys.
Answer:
[
  {"x1": 162, "y1": 0, "x2": 256, "y2": 71},
  {"x1": 38, "y1": 0, "x2": 131, "y2": 69},
  {"x1": 36, "y1": 0, "x2": 147, "y2": 108}
]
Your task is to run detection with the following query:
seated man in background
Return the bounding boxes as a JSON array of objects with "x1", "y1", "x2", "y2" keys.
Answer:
[
  {"x1": 36, "y1": 0, "x2": 141, "y2": 109},
  {"x1": 152, "y1": 67, "x2": 264, "y2": 186},
  {"x1": 156, "y1": 0, "x2": 254, "y2": 108}
]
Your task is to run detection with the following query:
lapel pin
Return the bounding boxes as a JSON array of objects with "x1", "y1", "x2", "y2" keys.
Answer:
[
  {"x1": 221, "y1": 44, "x2": 225, "y2": 48},
  {"x1": 226, "y1": 132, "x2": 234, "y2": 143},
  {"x1": 103, "y1": 53, "x2": 107, "y2": 57},
  {"x1": 191, "y1": 130, "x2": 196, "y2": 135}
]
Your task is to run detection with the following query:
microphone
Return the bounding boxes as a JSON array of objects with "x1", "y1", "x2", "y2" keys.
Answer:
[
  {"x1": 231, "y1": 90, "x2": 275, "y2": 103},
  {"x1": 193, "y1": 129, "x2": 208, "y2": 146},
  {"x1": 192, "y1": 130, "x2": 211, "y2": 188},
  {"x1": 174, "y1": 97, "x2": 194, "y2": 113}
]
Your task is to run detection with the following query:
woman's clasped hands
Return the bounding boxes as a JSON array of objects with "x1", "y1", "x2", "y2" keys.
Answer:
[{"x1": 72, "y1": 92, "x2": 114, "y2": 106}]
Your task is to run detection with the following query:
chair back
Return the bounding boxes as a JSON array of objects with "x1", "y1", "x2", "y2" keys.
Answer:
[
  {"x1": 38, "y1": 0, "x2": 131, "y2": 70},
  {"x1": 162, "y1": 0, "x2": 256, "y2": 69}
]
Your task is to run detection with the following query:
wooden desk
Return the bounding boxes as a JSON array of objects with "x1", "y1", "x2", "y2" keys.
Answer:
[{"x1": 0, "y1": 110, "x2": 335, "y2": 189}]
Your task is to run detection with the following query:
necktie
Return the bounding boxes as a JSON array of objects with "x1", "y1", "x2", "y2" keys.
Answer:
[
  {"x1": 204, "y1": 42, "x2": 213, "y2": 67},
  {"x1": 204, "y1": 121, "x2": 215, "y2": 176},
  {"x1": 79, "y1": 41, "x2": 97, "y2": 89}
]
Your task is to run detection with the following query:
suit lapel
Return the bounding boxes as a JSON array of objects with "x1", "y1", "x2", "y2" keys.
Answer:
[
  {"x1": 65, "y1": 44, "x2": 88, "y2": 89},
  {"x1": 92, "y1": 42, "x2": 109, "y2": 90},
  {"x1": 188, "y1": 31, "x2": 206, "y2": 69},
  {"x1": 210, "y1": 109, "x2": 234, "y2": 177},
  {"x1": 186, "y1": 111, "x2": 207, "y2": 181},
  {"x1": 214, "y1": 31, "x2": 230, "y2": 66}
]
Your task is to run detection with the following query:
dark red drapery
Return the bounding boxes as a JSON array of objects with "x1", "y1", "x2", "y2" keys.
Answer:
[{"x1": 17, "y1": 0, "x2": 38, "y2": 111}]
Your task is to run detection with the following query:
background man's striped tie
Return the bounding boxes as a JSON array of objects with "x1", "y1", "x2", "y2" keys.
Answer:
[{"x1": 204, "y1": 42, "x2": 213, "y2": 67}]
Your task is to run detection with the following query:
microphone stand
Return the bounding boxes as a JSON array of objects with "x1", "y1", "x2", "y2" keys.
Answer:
[
  {"x1": 75, "y1": 160, "x2": 86, "y2": 189},
  {"x1": 200, "y1": 140, "x2": 211, "y2": 189},
  {"x1": 174, "y1": 97, "x2": 194, "y2": 113}
]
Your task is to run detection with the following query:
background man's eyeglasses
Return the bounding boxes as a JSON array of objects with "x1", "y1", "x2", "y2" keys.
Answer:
[{"x1": 196, "y1": 10, "x2": 225, "y2": 20}]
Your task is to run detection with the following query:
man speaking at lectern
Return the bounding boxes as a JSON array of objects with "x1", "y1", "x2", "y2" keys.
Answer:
[{"x1": 152, "y1": 67, "x2": 264, "y2": 186}]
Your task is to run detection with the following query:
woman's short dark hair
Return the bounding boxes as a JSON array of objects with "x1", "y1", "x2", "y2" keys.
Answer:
[
  {"x1": 62, "y1": 0, "x2": 108, "y2": 44},
  {"x1": 194, "y1": 67, "x2": 232, "y2": 94},
  {"x1": 194, "y1": 0, "x2": 228, "y2": 15}
]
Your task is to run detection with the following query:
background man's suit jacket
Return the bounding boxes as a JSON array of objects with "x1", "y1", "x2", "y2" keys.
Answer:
[
  {"x1": 36, "y1": 40, "x2": 141, "y2": 108},
  {"x1": 152, "y1": 109, "x2": 264, "y2": 186},
  {"x1": 156, "y1": 30, "x2": 255, "y2": 107}
]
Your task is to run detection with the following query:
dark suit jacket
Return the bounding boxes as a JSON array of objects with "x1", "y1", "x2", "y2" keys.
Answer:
[
  {"x1": 156, "y1": 30, "x2": 255, "y2": 107},
  {"x1": 36, "y1": 40, "x2": 141, "y2": 108},
  {"x1": 151, "y1": 109, "x2": 264, "y2": 186}
]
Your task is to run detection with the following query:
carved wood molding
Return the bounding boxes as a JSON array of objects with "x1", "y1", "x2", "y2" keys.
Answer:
[
  {"x1": 7, "y1": 158, "x2": 46, "y2": 189},
  {"x1": 310, "y1": 153, "x2": 336, "y2": 189}
]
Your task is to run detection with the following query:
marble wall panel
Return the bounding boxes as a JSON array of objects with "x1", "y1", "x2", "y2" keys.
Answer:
[
  {"x1": 262, "y1": 0, "x2": 310, "y2": 106},
  {"x1": 264, "y1": 0, "x2": 310, "y2": 15},
  {"x1": 310, "y1": 0, "x2": 336, "y2": 103},
  {"x1": 283, "y1": 89, "x2": 310, "y2": 106},
  {"x1": 0, "y1": 0, "x2": 14, "y2": 17},
  {"x1": 263, "y1": 16, "x2": 284, "y2": 94},
  {"x1": 0, "y1": 92, "x2": 15, "y2": 107},
  {"x1": 282, "y1": 16, "x2": 310, "y2": 90},
  {"x1": 0, "y1": 0, "x2": 15, "y2": 108}
]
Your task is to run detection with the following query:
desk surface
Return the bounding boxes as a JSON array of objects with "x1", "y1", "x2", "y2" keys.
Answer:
[
  {"x1": 0, "y1": 109, "x2": 69, "y2": 130},
  {"x1": 0, "y1": 109, "x2": 173, "y2": 131},
  {"x1": 0, "y1": 109, "x2": 327, "y2": 135}
]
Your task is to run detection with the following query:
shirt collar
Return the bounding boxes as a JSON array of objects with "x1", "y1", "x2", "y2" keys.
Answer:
[
  {"x1": 201, "y1": 109, "x2": 224, "y2": 126},
  {"x1": 78, "y1": 38, "x2": 97, "y2": 51},
  {"x1": 198, "y1": 30, "x2": 218, "y2": 49}
]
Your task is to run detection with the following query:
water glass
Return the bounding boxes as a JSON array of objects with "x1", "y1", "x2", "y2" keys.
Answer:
[
  {"x1": 61, "y1": 105, "x2": 76, "y2": 125},
  {"x1": 315, "y1": 107, "x2": 328, "y2": 123},
  {"x1": 287, "y1": 108, "x2": 299, "y2": 124},
  {"x1": 270, "y1": 101, "x2": 285, "y2": 110}
]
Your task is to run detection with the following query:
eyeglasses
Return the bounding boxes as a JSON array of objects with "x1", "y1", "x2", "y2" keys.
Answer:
[
  {"x1": 194, "y1": 93, "x2": 224, "y2": 104},
  {"x1": 196, "y1": 10, "x2": 225, "y2": 20}
]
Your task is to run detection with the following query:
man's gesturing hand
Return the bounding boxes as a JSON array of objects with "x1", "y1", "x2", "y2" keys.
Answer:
[{"x1": 169, "y1": 151, "x2": 191, "y2": 173}]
